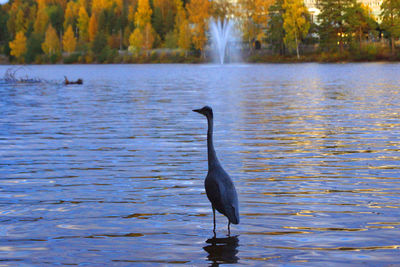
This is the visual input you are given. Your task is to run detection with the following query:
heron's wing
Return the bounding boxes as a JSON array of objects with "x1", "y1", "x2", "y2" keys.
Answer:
[{"x1": 205, "y1": 177, "x2": 225, "y2": 214}]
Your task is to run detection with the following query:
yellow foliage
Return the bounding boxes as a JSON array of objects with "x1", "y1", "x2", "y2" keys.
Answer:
[
  {"x1": 34, "y1": 5, "x2": 49, "y2": 34},
  {"x1": 154, "y1": 0, "x2": 175, "y2": 18},
  {"x1": 64, "y1": 1, "x2": 79, "y2": 30},
  {"x1": 128, "y1": 22, "x2": 155, "y2": 52},
  {"x1": 9, "y1": 31, "x2": 27, "y2": 62},
  {"x1": 178, "y1": 19, "x2": 191, "y2": 51},
  {"x1": 129, "y1": 28, "x2": 143, "y2": 52},
  {"x1": 135, "y1": 0, "x2": 152, "y2": 29},
  {"x1": 15, "y1": 8, "x2": 26, "y2": 34},
  {"x1": 174, "y1": 0, "x2": 185, "y2": 26},
  {"x1": 42, "y1": 24, "x2": 60, "y2": 55},
  {"x1": 187, "y1": 0, "x2": 210, "y2": 52},
  {"x1": 237, "y1": 0, "x2": 273, "y2": 43},
  {"x1": 77, "y1": 6, "x2": 89, "y2": 41},
  {"x1": 127, "y1": 3, "x2": 137, "y2": 28},
  {"x1": 63, "y1": 25, "x2": 77, "y2": 53},
  {"x1": 282, "y1": 0, "x2": 310, "y2": 56},
  {"x1": 142, "y1": 23, "x2": 155, "y2": 50}
]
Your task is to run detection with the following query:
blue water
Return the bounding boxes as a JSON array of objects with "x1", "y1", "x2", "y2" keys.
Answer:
[{"x1": 0, "y1": 63, "x2": 399, "y2": 266}]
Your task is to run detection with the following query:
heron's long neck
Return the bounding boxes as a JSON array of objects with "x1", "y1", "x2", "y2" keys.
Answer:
[{"x1": 207, "y1": 116, "x2": 218, "y2": 169}]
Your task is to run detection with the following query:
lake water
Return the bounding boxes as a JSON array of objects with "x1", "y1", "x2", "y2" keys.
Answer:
[{"x1": 0, "y1": 63, "x2": 399, "y2": 266}]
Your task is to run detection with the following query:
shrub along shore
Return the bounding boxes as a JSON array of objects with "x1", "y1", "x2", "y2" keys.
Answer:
[{"x1": 1, "y1": 44, "x2": 399, "y2": 65}]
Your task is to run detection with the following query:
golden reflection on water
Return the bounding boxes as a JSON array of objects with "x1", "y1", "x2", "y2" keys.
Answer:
[{"x1": 263, "y1": 245, "x2": 400, "y2": 251}]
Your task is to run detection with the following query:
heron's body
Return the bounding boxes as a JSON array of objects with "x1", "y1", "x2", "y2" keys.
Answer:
[{"x1": 193, "y1": 106, "x2": 239, "y2": 235}]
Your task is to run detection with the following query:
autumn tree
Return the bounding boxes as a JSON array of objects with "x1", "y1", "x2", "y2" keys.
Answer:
[
  {"x1": 380, "y1": 0, "x2": 400, "y2": 55},
  {"x1": 129, "y1": 0, "x2": 156, "y2": 53},
  {"x1": 64, "y1": 1, "x2": 79, "y2": 31},
  {"x1": 187, "y1": 0, "x2": 210, "y2": 55},
  {"x1": 135, "y1": 0, "x2": 152, "y2": 28},
  {"x1": 89, "y1": 14, "x2": 98, "y2": 42},
  {"x1": 63, "y1": 24, "x2": 77, "y2": 53},
  {"x1": 77, "y1": 6, "x2": 89, "y2": 42},
  {"x1": 34, "y1": 0, "x2": 49, "y2": 34},
  {"x1": 211, "y1": 0, "x2": 235, "y2": 19},
  {"x1": 282, "y1": 0, "x2": 310, "y2": 58},
  {"x1": 42, "y1": 24, "x2": 60, "y2": 56},
  {"x1": 129, "y1": 28, "x2": 143, "y2": 52},
  {"x1": 171, "y1": 0, "x2": 191, "y2": 52},
  {"x1": 178, "y1": 20, "x2": 191, "y2": 54},
  {"x1": 15, "y1": 8, "x2": 27, "y2": 34},
  {"x1": 7, "y1": 0, "x2": 32, "y2": 38},
  {"x1": 142, "y1": 23, "x2": 155, "y2": 52},
  {"x1": 127, "y1": 3, "x2": 138, "y2": 30},
  {"x1": 9, "y1": 31, "x2": 27, "y2": 62},
  {"x1": 237, "y1": 0, "x2": 273, "y2": 48}
]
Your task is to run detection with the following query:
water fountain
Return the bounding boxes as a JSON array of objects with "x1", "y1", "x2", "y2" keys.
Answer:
[{"x1": 209, "y1": 18, "x2": 241, "y2": 64}]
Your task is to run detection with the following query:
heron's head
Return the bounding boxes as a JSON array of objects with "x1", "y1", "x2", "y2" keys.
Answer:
[{"x1": 193, "y1": 106, "x2": 213, "y2": 118}]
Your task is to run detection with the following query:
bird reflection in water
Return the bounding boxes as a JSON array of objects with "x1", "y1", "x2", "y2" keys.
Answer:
[{"x1": 203, "y1": 235, "x2": 239, "y2": 266}]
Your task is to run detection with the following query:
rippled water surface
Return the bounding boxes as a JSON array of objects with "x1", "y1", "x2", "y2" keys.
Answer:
[{"x1": 1, "y1": 64, "x2": 399, "y2": 266}]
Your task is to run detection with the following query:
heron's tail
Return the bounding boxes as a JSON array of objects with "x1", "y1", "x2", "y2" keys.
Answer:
[{"x1": 228, "y1": 205, "x2": 239, "y2": 225}]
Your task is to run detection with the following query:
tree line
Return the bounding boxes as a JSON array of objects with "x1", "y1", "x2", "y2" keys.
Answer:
[{"x1": 0, "y1": 0, "x2": 399, "y2": 63}]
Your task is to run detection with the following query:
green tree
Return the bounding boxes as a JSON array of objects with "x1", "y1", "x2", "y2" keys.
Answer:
[
  {"x1": 153, "y1": 7, "x2": 164, "y2": 39},
  {"x1": 380, "y1": 0, "x2": 400, "y2": 55},
  {"x1": 346, "y1": 3, "x2": 377, "y2": 50},
  {"x1": 317, "y1": 0, "x2": 354, "y2": 53},
  {"x1": 267, "y1": 0, "x2": 285, "y2": 55},
  {"x1": 91, "y1": 31, "x2": 107, "y2": 54},
  {"x1": 25, "y1": 33, "x2": 43, "y2": 63},
  {"x1": 92, "y1": 31, "x2": 112, "y2": 63},
  {"x1": 282, "y1": 0, "x2": 310, "y2": 58},
  {"x1": 0, "y1": 6, "x2": 10, "y2": 47},
  {"x1": 47, "y1": 4, "x2": 64, "y2": 34}
]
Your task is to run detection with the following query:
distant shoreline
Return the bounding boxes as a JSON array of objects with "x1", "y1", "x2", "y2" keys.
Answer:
[{"x1": 1, "y1": 52, "x2": 400, "y2": 65}]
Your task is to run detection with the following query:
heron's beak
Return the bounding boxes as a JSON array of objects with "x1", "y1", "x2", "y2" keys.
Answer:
[{"x1": 192, "y1": 109, "x2": 201, "y2": 113}]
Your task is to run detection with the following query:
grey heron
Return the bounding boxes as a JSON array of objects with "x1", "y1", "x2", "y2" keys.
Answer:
[{"x1": 193, "y1": 106, "x2": 239, "y2": 235}]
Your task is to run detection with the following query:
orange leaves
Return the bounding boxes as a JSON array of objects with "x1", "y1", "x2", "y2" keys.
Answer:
[
  {"x1": 88, "y1": 15, "x2": 98, "y2": 42},
  {"x1": 187, "y1": 0, "x2": 210, "y2": 52}
]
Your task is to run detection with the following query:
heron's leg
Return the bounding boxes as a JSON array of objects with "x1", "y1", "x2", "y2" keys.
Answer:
[
  {"x1": 212, "y1": 207, "x2": 216, "y2": 236},
  {"x1": 228, "y1": 221, "x2": 231, "y2": 236}
]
